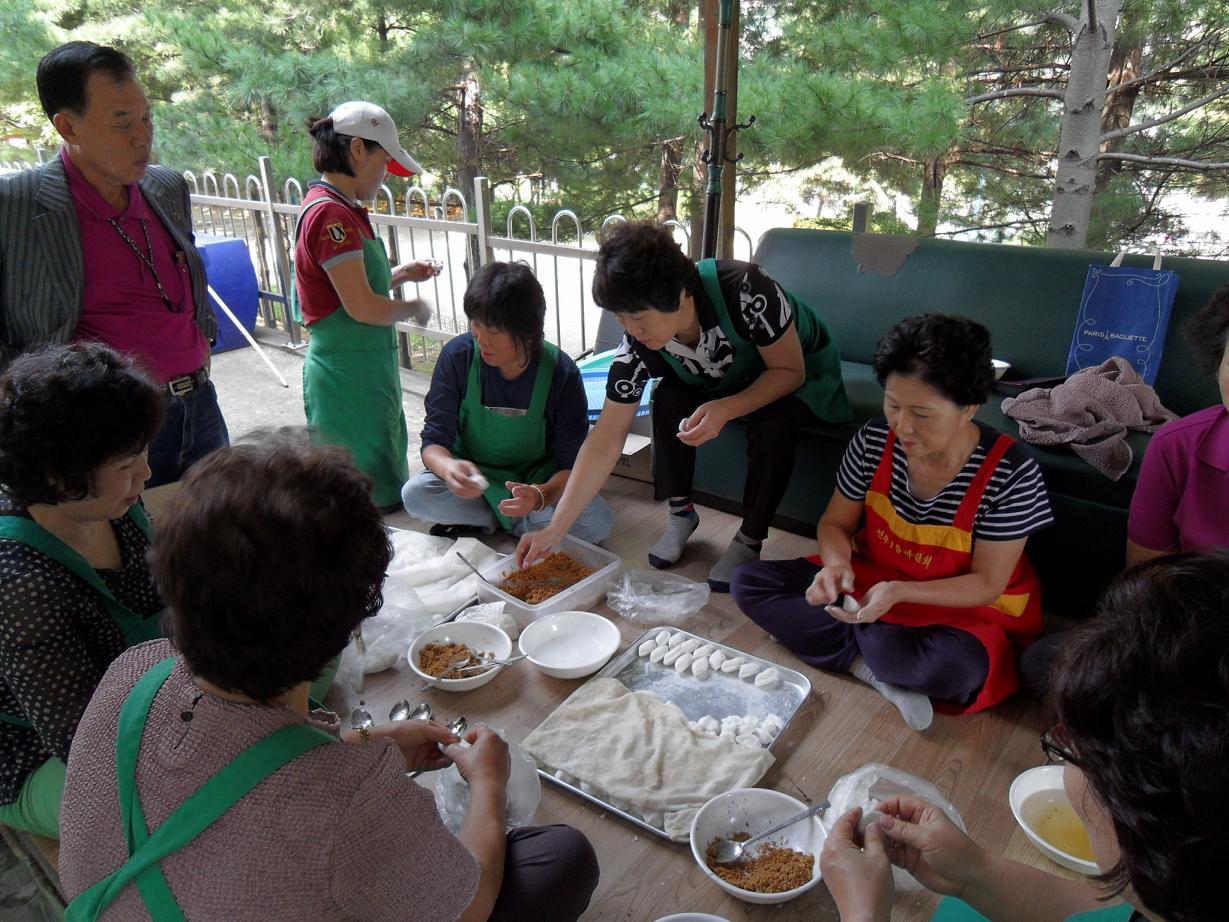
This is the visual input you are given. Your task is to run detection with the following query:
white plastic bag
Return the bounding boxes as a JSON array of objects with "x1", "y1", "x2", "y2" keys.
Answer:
[
  {"x1": 825, "y1": 762, "x2": 967, "y2": 891},
  {"x1": 606, "y1": 569, "x2": 710, "y2": 625},
  {"x1": 454, "y1": 601, "x2": 520, "y2": 640},
  {"x1": 434, "y1": 726, "x2": 541, "y2": 833}
]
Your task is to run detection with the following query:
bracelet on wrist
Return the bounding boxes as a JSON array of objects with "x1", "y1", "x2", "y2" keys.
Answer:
[{"x1": 529, "y1": 483, "x2": 547, "y2": 512}]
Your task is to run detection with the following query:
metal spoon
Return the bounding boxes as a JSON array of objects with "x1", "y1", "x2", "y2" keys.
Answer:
[
  {"x1": 389, "y1": 699, "x2": 431, "y2": 721},
  {"x1": 456, "y1": 552, "x2": 564, "y2": 589},
  {"x1": 445, "y1": 715, "x2": 468, "y2": 738},
  {"x1": 349, "y1": 706, "x2": 374, "y2": 731},
  {"x1": 451, "y1": 653, "x2": 528, "y2": 673},
  {"x1": 710, "y1": 799, "x2": 830, "y2": 864}
]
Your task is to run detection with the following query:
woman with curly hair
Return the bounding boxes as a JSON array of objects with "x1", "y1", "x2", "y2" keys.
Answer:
[
  {"x1": 731, "y1": 315, "x2": 1053, "y2": 730},
  {"x1": 820, "y1": 551, "x2": 1229, "y2": 922},
  {"x1": 0, "y1": 342, "x2": 165, "y2": 838}
]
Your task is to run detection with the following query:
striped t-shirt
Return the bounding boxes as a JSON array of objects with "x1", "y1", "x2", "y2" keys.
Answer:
[{"x1": 837, "y1": 418, "x2": 1054, "y2": 541}]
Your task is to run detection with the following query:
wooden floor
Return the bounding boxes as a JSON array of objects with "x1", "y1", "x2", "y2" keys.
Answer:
[{"x1": 368, "y1": 474, "x2": 1071, "y2": 922}]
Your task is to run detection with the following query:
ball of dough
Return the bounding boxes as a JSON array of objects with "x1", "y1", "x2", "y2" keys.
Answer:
[
  {"x1": 691, "y1": 658, "x2": 710, "y2": 679},
  {"x1": 739, "y1": 662, "x2": 762, "y2": 679},
  {"x1": 735, "y1": 733, "x2": 763, "y2": 749},
  {"x1": 638, "y1": 640, "x2": 656, "y2": 657},
  {"x1": 754, "y1": 667, "x2": 781, "y2": 689},
  {"x1": 680, "y1": 638, "x2": 701, "y2": 653},
  {"x1": 693, "y1": 643, "x2": 715, "y2": 658},
  {"x1": 842, "y1": 594, "x2": 862, "y2": 615},
  {"x1": 668, "y1": 633, "x2": 688, "y2": 649},
  {"x1": 709, "y1": 650, "x2": 726, "y2": 668},
  {"x1": 675, "y1": 652, "x2": 695, "y2": 673},
  {"x1": 649, "y1": 646, "x2": 669, "y2": 664},
  {"x1": 655, "y1": 630, "x2": 672, "y2": 646},
  {"x1": 698, "y1": 715, "x2": 720, "y2": 733},
  {"x1": 662, "y1": 647, "x2": 684, "y2": 666},
  {"x1": 720, "y1": 657, "x2": 744, "y2": 674}
]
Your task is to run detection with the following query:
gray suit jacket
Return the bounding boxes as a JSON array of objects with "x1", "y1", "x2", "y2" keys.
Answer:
[{"x1": 0, "y1": 156, "x2": 218, "y2": 371}]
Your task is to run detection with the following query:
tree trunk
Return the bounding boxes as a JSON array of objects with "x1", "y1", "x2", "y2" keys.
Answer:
[
  {"x1": 1096, "y1": 35, "x2": 1141, "y2": 193},
  {"x1": 1047, "y1": 0, "x2": 1119, "y2": 248},
  {"x1": 917, "y1": 153, "x2": 949, "y2": 236},
  {"x1": 457, "y1": 62, "x2": 483, "y2": 211},
  {"x1": 376, "y1": 12, "x2": 390, "y2": 54},
  {"x1": 657, "y1": 138, "x2": 683, "y2": 222},
  {"x1": 259, "y1": 98, "x2": 278, "y2": 146}
]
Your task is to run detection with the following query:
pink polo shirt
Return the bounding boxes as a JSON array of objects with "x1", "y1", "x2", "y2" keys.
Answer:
[
  {"x1": 63, "y1": 149, "x2": 207, "y2": 383},
  {"x1": 1128, "y1": 404, "x2": 1229, "y2": 553}
]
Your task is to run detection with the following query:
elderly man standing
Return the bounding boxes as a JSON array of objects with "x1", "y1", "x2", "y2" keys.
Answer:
[{"x1": 0, "y1": 41, "x2": 227, "y2": 486}]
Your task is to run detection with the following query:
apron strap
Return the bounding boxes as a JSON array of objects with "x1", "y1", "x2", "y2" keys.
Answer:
[
  {"x1": 526, "y1": 342, "x2": 558, "y2": 417},
  {"x1": 951, "y1": 433, "x2": 1014, "y2": 533},
  {"x1": 869, "y1": 428, "x2": 898, "y2": 496},
  {"x1": 66, "y1": 657, "x2": 333, "y2": 922},
  {"x1": 0, "y1": 510, "x2": 159, "y2": 645}
]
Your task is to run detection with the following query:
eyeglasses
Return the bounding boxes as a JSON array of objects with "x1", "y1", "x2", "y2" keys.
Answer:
[{"x1": 1040, "y1": 723, "x2": 1081, "y2": 767}]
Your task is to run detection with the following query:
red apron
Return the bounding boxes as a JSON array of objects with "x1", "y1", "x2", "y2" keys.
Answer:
[{"x1": 810, "y1": 429, "x2": 1042, "y2": 712}]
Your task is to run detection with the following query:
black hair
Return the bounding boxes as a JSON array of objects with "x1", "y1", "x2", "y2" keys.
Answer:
[
  {"x1": 36, "y1": 41, "x2": 136, "y2": 121},
  {"x1": 0, "y1": 343, "x2": 165, "y2": 507},
  {"x1": 306, "y1": 116, "x2": 382, "y2": 177},
  {"x1": 463, "y1": 262, "x2": 546, "y2": 361},
  {"x1": 873, "y1": 313, "x2": 995, "y2": 406},
  {"x1": 592, "y1": 222, "x2": 702, "y2": 314},
  {"x1": 155, "y1": 428, "x2": 391, "y2": 703},
  {"x1": 1184, "y1": 283, "x2": 1229, "y2": 379},
  {"x1": 1051, "y1": 552, "x2": 1229, "y2": 922}
]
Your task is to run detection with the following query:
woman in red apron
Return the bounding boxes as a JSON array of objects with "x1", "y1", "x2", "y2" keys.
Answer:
[{"x1": 732, "y1": 315, "x2": 1052, "y2": 729}]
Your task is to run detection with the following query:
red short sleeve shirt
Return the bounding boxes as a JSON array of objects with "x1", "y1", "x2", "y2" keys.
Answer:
[{"x1": 293, "y1": 184, "x2": 376, "y2": 325}]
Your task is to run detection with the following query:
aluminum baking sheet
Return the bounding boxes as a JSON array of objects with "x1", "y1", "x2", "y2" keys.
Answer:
[{"x1": 534, "y1": 625, "x2": 812, "y2": 841}]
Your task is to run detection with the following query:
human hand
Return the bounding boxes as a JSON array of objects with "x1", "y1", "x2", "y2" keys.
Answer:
[
  {"x1": 445, "y1": 725, "x2": 511, "y2": 791},
  {"x1": 677, "y1": 400, "x2": 731, "y2": 447},
  {"x1": 875, "y1": 795, "x2": 987, "y2": 897},
  {"x1": 443, "y1": 459, "x2": 487, "y2": 499},
  {"x1": 369, "y1": 719, "x2": 458, "y2": 773},
  {"x1": 827, "y1": 580, "x2": 895, "y2": 624},
  {"x1": 499, "y1": 482, "x2": 543, "y2": 518},
  {"x1": 806, "y1": 562, "x2": 855, "y2": 607},
  {"x1": 515, "y1": 525, "x2": 561, "y2": 568},
  {"x1": 820, "y1": 807, "x2": 894, "y2": 922},
  {"x1": 391, "y1": 258, "x2": 442, "y2": 286}
]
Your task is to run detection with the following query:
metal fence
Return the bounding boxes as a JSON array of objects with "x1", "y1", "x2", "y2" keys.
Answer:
[{"x1": 3, "y1": 152, "x2": 758, "y2": 365}]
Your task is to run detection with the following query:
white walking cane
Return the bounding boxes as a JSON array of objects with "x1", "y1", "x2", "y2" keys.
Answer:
[{"x1": 206, "y1": 285, "x2": 289, "y2": 388}]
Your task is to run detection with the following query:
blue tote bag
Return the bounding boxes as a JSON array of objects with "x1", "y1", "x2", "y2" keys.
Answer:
[{"x1": 1065, "y1": 252, "x2": 1179, "y2": 385}]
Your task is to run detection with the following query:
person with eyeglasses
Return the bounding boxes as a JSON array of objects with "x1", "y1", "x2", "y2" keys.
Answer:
[
  {"x1": 0, "y1": 42, "x2": 229, "y2": 487},
  {"x1": 819, "y1": 551, "x2": 1229, "y2": 922}
]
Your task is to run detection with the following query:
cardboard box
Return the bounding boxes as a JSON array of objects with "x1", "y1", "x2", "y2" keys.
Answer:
[{"x1": 612, "y1": 431, "x2": 653, "y2": 484}]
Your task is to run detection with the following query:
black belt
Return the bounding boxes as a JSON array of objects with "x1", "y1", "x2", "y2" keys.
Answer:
[{"x1": 165, "y1": 367, "x2": 209, "y2": 398}]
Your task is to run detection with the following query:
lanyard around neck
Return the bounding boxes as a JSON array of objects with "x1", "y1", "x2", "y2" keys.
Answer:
[{"x1": 107, "y1": 217, "x2": 185, "y2": 314}]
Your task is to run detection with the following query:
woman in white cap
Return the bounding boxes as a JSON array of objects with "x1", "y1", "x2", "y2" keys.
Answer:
[{"x1": 292, "y1": 101, "x2": 438, "y2": 510}]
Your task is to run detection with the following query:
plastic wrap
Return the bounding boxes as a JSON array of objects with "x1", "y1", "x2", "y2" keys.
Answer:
[
  {"x1": 434, "y1": 726, "x2": 541, "y2": 833},
  {"x1": 606, "y1": 570, "x2": 710, "y2": 625}
]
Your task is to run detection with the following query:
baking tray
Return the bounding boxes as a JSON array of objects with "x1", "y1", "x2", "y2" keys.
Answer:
[{"x1": 533, "y1": 625, "x2": 812, "y2": 840}]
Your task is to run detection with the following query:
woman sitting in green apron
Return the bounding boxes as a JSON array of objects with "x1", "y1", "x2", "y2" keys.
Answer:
[
  {"x1": 517, "y1": 221, "x2": 851, "y2": 590},
  {"x1": 0, "y1": 343, "x2": 165, "y2": 840},
  {"x1": 402, "y1": 261, "x2": 613, "y2": 544},
  {"x1": 293, "y1": 100, "x2": 440, "y2": 511},
  {"x1": 818, "y1": 552, "x2": 1229, "y2": 922},
  {"x1": 58, "y1": 432, "x2": 599, "y2": 921}
]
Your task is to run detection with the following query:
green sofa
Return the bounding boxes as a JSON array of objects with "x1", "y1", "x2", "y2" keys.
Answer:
[{"x1": 687, "y1": 228, "x2": 1225, "y2": 615}]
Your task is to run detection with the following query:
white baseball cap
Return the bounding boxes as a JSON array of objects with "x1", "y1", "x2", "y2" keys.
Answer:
[{"x1": 328, "y1": 100, "x2": 423, "y2": 178}]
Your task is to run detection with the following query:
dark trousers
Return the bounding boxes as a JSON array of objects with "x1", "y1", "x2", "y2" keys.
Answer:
[
  {"x1": 731, "y1": 557, "x2": 990, "y2": 705},
  {"x1": 651, "y1": 375, "x2": 813, "y2": 541},
  {"x1": 490, "y1": 824, "x2": 600, "y2": 922},
  {"x1": 147, "y1": 380, "x2": 230, "y2": 488}
]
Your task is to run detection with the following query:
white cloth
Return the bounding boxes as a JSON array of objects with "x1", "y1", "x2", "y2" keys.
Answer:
[{"x1": 522, "y1": 677, "x2": 775, "y2": 840}]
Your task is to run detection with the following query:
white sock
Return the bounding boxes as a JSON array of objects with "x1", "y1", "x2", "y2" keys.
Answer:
[{"x1": 850, "y1": 656, "x2": 933, "y2": 731}]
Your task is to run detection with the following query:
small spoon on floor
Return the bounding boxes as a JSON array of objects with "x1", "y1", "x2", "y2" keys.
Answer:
[
  {"x1": 389, "y1": 700, "x2": 431, "y2": 722},
  {"x1": 710, "y1": 800, "x2": 830, "y2": 864},
  {"x1": 349, "y1": 707, "x2": 374, "y2": 731}
]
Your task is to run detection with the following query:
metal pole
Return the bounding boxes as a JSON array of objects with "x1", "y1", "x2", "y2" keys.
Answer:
[
  {"x1": 473, "y1": 176, "x2": 494, "y2": 268},
  {"x1": 700, "y1": 0, "x2": 735, "y2": 260},
  {"x1": 257, "y1": 156, "x2": 301, "y2": 345}
]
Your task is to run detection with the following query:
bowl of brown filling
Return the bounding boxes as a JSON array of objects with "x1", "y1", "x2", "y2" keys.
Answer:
[
  {"x1": 408, "y1": 621, "x2": 512, "y2": 691},
  {"x1": 689, "y1": 788, "x2": 824, "y2": 903}
]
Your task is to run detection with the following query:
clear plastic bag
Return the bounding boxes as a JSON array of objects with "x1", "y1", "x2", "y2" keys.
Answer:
[
  {"x1": 825, "y1": 762, "x2": 967, "y2": 891},
  {"x1": 454, "y1": 601, "x2": 520, "y2": 640},
  {"x1": 434, "y1": 726, "x2": 542, "y2": 833},
  {"x1": 605, "y1": 569, "x2": 710, "y2": 625}
]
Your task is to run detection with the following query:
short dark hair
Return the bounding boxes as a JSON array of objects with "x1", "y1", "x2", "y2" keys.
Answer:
[
  {"x1": 463, "y1": 262, "x2": 546, "y2": 361},
  {"x1": 306, "y1": 116, "x2": 382, "y2": 177},
  {"x1": 1052, "y1": 552, "x2": 1229, "y2": 921},
  {"x1": 0, "y1": 344, "x2": 165, "y2": 507},
  {"x1": 592, "y1": 222, "x2": 701, "y2": 314},
  {"x1": 37, "y1": 41, "x2": 136, "y2": 121},
  {"x1": 154, "y1": 429, "x2": 391, "y2": 702},
  {"x1": 873, "y1": 314, "x2": 994, "y2": 406},
  {"x1": 1184, "y1": 283, "x2": 1229, "y2": 379}
]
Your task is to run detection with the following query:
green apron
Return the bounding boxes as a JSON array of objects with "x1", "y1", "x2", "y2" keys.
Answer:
[
  {"x1": 452, "y1": 341, "x2": 559, "y2": 531},
  {"x1": 931, "y1": 896, "x2": 1137, "y2": 922},
  {"x1": 301, "y1": 232, "x2": 410, "y2": 508},
  {"x1": 0, "y1": 505, "x2": 160, "y2": 647},
  {"x1": 659, "y1": 259, "x2": 852, "y2": 423},
  {"x1": 65, "y1": 656, "x2": 333, "y2": 921}
]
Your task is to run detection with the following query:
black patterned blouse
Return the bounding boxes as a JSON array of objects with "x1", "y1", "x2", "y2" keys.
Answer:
[{"x1": 0, "y1": 493, "x2": 163, "y2": 804}]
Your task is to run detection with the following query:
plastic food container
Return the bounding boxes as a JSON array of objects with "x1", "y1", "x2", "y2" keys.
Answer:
[{"x1": 476, "y1": 535, "x2": 621, "y2": 627}]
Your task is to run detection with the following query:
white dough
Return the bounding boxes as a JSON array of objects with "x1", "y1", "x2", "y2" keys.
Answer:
[
  {"x1": 649, "y1": 645, "x2": 668, "y2": 664},
  {"x1": 698, "y1": 715, "x2": 719, "y2": 733},
  {"x1": 755, "y1": 667, "x2": 781, "y2": 689},
  {"x1": 842, "y1": 594, "x2": 862, "y2": 615},
  {"x1": 738, "y1": 662, "x2": 762, "y2": 679},
  {"x1": 691, "y1": 658, "x2": 710, "y2": 679},
  {"x1": 693, "y1": 643, "x2": 715, "y2": 658},
  {"x1": 857, "y1": 810, "x2": 886, "y2": 834},
  {"x1": 467, "y1": 472, "x2": 489, "y2": 491},
  {"x1": 679, "y1": 638, "x2": 701, "y2": 653},
  {"x1": 688, "y1": 720, "x2": 700, "y2": 732},
  {"x1": 754, "y1": 726, "x2": 775, "y2": 746},
  {"x1": 638, "y1": 640, "x2": 656, "y2": 657},
  {"x1": 655, "y1": 630, "x2": 672, "y2": 646},
  {"x1": 720, "y1": 657, "x2": 744, "y2": 673},
  {"x1": 662, "y1": 647, "x2": 684, "y2": 666},
  {"x1": 708, "y1": 650, "x2": 726, "y2": 668},
  {"x1": 735, "y1": 733, "x2": 763, "y2": 749},
  {"x1": 668, "y1": 633, "x2": 687, "y2": 648},
  {"x1": 762, "y1": 714, "x2": 784, "y2": 733},
  {"x1": 674, "y1": 652, "x2": 694, "y2": 673}
]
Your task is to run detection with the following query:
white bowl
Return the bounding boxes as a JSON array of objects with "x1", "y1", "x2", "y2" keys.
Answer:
[
  {"x1": 1009, "y1": 765, "x2": 1100, "y2": 875},
  {"x1": 517, "y1": 611, "x2": 620, "y2": 679},
  {"x1": 689, "y1": 788, "x2": 825, "y2": 904},
  {"x1": 992, "y1": 358, "x2": 1011, "y2": 380},
  {"x1": 653, "y1": 915, "x2": 731, "y2": 922},
  {"x1": 408, "y1": 621, "x2": 512, "y2": 692}
]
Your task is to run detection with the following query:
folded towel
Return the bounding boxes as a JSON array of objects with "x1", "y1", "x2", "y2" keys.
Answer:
[{"x1": 1002, "y1": 357, "x2": 1177, "y2": 480}]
